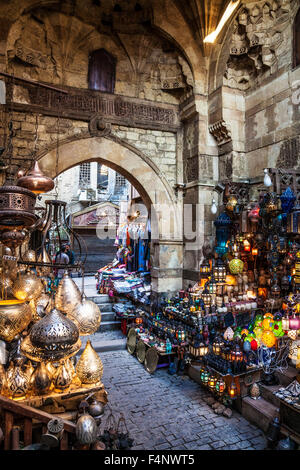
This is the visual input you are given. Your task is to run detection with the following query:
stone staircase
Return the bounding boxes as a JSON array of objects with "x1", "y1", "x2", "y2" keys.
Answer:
[
  {"x1": 241, "y1": 365, "x2": 299, "y2": 442},
  {"x1": 74, "y1": 277, "x2": 127, "y2": 353}
]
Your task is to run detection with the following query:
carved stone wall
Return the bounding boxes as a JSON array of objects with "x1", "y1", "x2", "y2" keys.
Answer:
[
  {"x1": 5, "y1": 7, "x2": 194, "y2": 105},
  {"x1": 224, "y1": 0, "x2": 296, "y2": 92}
]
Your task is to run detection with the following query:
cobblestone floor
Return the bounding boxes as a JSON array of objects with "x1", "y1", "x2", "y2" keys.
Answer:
[{"x1": 100, "y1": 350, "x2": 266, "y2": 450}]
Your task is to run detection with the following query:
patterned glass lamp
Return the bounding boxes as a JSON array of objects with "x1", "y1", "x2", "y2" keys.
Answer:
[{"x1": 214, "y1": 212, "x2": 232, "y2": 255}]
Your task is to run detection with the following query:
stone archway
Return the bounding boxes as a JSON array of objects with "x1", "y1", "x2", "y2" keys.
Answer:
[{"x1": 37, "y1": 135, "x2": 184, "y2": 296}]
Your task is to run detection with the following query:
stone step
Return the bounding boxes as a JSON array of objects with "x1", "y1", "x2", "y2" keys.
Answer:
[
  {"x1": 97, "y1": 303, "x2": 113, "y2": 312},
  {"x1": 101, "y1": 311, "x2": 116, "y2": 322},
  {"x1": 259, "y1": 383, "x2": 282, "y2": 408},
  {"x1": 242, "y1": 396, "x2": 279, "y2": 433},
  {"x1": 275, "y1": 366, "x2": 298, "y2": 387},
  {"x1": 79, "y1": 338, "x2": 126, "y2": 353},
  {"x1": 98, "y1": 320, "x2": 121, "y2": 332}
]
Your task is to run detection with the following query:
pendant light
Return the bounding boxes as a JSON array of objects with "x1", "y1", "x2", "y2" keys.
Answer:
[
  {"x1": 17, "y1": 115, "x2": 54, "y2": 194},
  {"x1": 263, "y1": 168, "x2": 272, "y2": 187}
]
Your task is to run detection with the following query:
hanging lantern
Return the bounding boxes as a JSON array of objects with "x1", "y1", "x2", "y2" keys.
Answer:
[
  {"x1": 17, "y1": 161, "x2": 54, "y2": 195},
  {"x1": 68, "y1": 295, "x2": 101, "y2": 336},
  {"x1": 12, "y1": 270, "x2": 44, "y2": 302},
  {"x1": 287, "y1": 203, "x2": 300, "y2": 234},
  {"x1": 214, "y1": 212, "x2": 232, "y2": 255},
  {"x1": 271, "y1": 281, "x2": 281, "y2": 299},
  {"x1": 228, "y1": 379, "x2": 237, "y2": 398},
  {"x1": 252, "y1": 247, "x2": 258, "y2": 256},
  {"x1": 0, "y1": 300, "x2": 32, "y2": 343},
  {"x1": 229, "y1": 255, "x2": 244, "y2": 275},
  {"x1": 226, "y1": 196, "x2": 238, "y2": 212},
  {"x1": 200, "y1": 259, "x2": 211, "y2": 275},
  {"x1": 224, "y1": 327, "x2": 234, "y2": 341},
  {"x1": 215, "y1": 377, "x2": 226, "y2": 396},
  {"x1": 243, "y1": 239, "x2": 251, "y2": 252},
  {"x1": 213, "y1": 258, "x2": 227, "y2": 283},
  {"x1": 55, "y1": 272, "x2": 82, "y2": 316},
  {"x1": 76, "y1": 340, "x2": 103, "y2": 385},
  {"x1": 280, "y1": 187, "x2": 296, "y2": 214}
]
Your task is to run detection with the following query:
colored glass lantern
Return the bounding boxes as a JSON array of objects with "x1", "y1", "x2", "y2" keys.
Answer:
[
  {"x1": 208, "y1": 275, "x2": 218, "y2": 294},
  {"x1": 214, "y1": 212, "x2": 232, "y2": 255},
  {"x1": 261, "y1": 330, "x2": 276, "y2": 348},
  {"x1": 208, "y1": 375, "x2": 217, "y2": 391},
  {"x1": 215, "y1": 378, "x2": 226, "y2": 396},
  {"x1": 228, "y1": 380, "x2": 237, "y2": 398},
  {"x1": 248, "y1": 204, "x2": 260, "y2": 223},
  {"x1": 287, "y1": 203, "x2": 300, "y2": 234},
  {"x1": 252, "y1": 247, "x2": 258, "y2": 256},
  {"x1": 280, "y1": 187, "x2": 296, "y2": 213},
  {"x1": 243, "y1": 239, "x2": 251, "y2": 252},
  {"x1": 230, "y1": 344, "x2": 244, "y2": 363},
  {"x1": 229, "y1": 255, "x2": 244, "y2": 274},
  {"x1": 201, "y1": 369, "x2": 209, "y2": 385},
  {"x1": 289, "y1": 313, "x2": 300, "y2": 330}
]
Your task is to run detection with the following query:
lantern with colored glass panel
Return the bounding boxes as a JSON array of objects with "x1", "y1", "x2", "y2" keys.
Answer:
[
  {"x1": 243, "y1": 239, "x2": 251, "y2": 252},
  {"x1": 215, "y1": 377, "x2": 226, "y2": 396},
  {"x1": 228, "y1": 379, "x2": 238, "y2": 398},
  {"x1": 208, "y1": 375, "x2": 217, "y2": 391},
  {"x1": 208, "y1": 275, "x2": 218, "y2": 295},
  {"x1": 201, "y1": 369, "x2": 209, "y2": 386},
  {"x1": 282, "y1": 313, "x2": 290, "y2": 332},
  {"x1": 230, "y1": 343, "x2": 244, "y2": 363}
]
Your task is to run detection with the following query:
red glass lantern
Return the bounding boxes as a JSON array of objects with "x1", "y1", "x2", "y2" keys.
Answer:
[
  {"x1": 215, "y1": 378, "x2": 226, "y2": 396},
  {"x1": 243, "y1": 240, "x2": 251, "y2": 252},
  {"x1": 252, "y1": 248, "x2": 258, "y2": 256},
  {"x1": 289, "y1": 314, "x2": 300, "y2": 330}
]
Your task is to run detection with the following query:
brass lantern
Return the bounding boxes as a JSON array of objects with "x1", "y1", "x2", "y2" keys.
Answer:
[
  {"x1": 199, "y1": 342, "x2": 209, "y2": 357},
  {"x1": 213, "y1": 337, "x2": 224, "y2": 356},
  {"x1": 202, "y1": 284, "x2": 211, "y2": 308},
  {"x1": 230, "y1": 343, "x2": 244, "y2": 363},
  {"x1": 213, "y1": 258, "x2": 226, "y2": 283},
  {"x1": 200, "y1": 259, "x2": 211, "y2": 275}
]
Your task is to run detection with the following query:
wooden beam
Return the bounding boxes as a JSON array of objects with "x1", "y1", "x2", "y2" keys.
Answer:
[{"x1": 0, "y1": 396, "x2": 76, "y2": 434}]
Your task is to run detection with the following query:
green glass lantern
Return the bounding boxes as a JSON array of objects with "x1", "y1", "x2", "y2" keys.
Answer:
[{"x1": 215, "y1": 377, "x2": 226, "y2": 396}]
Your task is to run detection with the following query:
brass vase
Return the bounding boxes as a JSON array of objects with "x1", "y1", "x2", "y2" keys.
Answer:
[
  {"x1": 12, "y1": 270, "x2": 44, "y2": 302},
  {"x1": 53, "y1": 361, "x2": 73, "y2": 391},
  {"x1": 0, "y1": 300, "x2": 32, "y2": 342},
  {"x1": 76, "y1": 341, "x2": 103, "y2": 385},
  {"x1": 68, "y1": 295, "x2": 101, "y2": 336},
  {"x1": 5, "y1": 363, "x2": 30, "y2": 398},
  {"x1": 75, "y1": 413, "x2": 98, "y2": 445},
  {"x1": 30, "y1": 362, "x2": 52, "y2": 395},
  {"x1": 55, "y1": 273, "x2": 81, "y2": 316}
]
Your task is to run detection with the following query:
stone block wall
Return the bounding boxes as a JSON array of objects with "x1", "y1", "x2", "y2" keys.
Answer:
[{"x1": 111, "y1": 125, "x2": 177, "y2": 186}]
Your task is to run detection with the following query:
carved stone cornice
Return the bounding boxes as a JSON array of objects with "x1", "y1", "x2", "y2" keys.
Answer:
[
  {"x1": 209, "y1": 119, "x2": 231, "y2": 146},
  {"x1": 6, "y1": 81, "x2": 180, "y2": 133}
]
